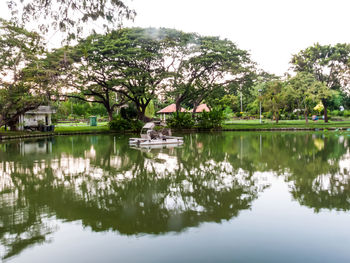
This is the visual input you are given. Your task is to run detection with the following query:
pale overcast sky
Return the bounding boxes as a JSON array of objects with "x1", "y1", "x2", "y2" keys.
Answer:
[{"x1": 1, "y1": 0, "x2": 350, "y2": 76}]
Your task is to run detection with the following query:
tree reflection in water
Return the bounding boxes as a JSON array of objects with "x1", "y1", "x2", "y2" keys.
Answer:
[{"x1": 0, "y1": 132, "x2": 349, "y2": 260}]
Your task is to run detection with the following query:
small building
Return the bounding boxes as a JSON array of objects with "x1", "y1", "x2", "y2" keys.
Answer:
[
  {"x1": 191, "y1": 104, "x2": 210, "y2": 113},
  {"x1": 157, "y1": 103, "x2": 186, "y2": 121},
  {"x1": 18, "y1": 106, "x2": 56, "y2": 131}
]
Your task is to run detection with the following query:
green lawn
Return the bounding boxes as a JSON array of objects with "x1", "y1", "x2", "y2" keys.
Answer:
[
  {"x1": 54, "y1": 125, "x2": 109, "y2": 132},
  {"x1": 0, "y1": 123, "x2": 110, "y2": 138},
  {"x1": 56, "y1": 121, "x2": 109, "y2": 127},
  {"x1": 223, "y1": 119, "x2": 350, "y2": 130}
]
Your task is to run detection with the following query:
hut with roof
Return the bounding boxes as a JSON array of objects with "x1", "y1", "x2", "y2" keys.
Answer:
[
  {"x1": 157, "y1": 103, "x2": 187, "y2": 121},
  {"x1": 191, "y1": 104, "x2": 210, "y2": 113},
  {"x1": 18, "y1": 106, "x2": 56, "y2": 131}
]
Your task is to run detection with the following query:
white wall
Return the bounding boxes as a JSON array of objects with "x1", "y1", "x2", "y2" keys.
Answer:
[{"x1": 23, "y1": 114, "x2": 51, "y2": 126}]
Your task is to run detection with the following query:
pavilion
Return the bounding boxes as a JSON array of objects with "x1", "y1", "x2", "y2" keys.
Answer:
[
  {"x1": 191, "y1": 104, "x2": 210, "y2": 113},
  {"x1": 157, "y1": 104, "x2": 186, "y2": 121}
]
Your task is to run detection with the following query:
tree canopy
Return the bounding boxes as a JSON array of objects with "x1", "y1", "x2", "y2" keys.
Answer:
[
  {"x1": 291, "y1": 43, "x2": 350, "y2": 122},
  {"x1": 0, "y1": 19, "x2": 47, "y2": 129},
  {"x1": 7, "y1": 0, "x2": 136, "y2": 40}
]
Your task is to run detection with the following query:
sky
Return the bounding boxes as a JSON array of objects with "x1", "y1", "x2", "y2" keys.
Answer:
[
  {"x1": 126, "y1": 0, "x2": 350, "y2": 76},
  {"x1": 1, "y1": 0, "x2": 350, "y2": 76}
]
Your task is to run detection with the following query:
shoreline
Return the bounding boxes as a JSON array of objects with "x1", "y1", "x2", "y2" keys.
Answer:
[{"x1": 1, "y1": 126, "x2": 350, "y2": 141}]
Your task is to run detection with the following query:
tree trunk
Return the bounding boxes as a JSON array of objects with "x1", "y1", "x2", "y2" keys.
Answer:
[
  {"x1": 304, "y1": 108, "x2": 308, "y2": 124},
  {"x1": 175, "y1": 98, "x2": 182, "y2": 117},
  {"x1": 137, "y1": 105, "x2": 151, "y2": 122},
  {"x1": 192, "y1": 101, "x2": 200, "y2": 119},
  {"x1": 108, "y1": 110, "x2": 113, "y2": 122},
  {"x1": 322, "y1": 99, "x2": 328, "y2": 123},
  {"x1": 8, "y1": 118, "x2": 18, "y2": 131},
  {"x1": 275, "y1": 111, "x2": 279, "y2": 124}
]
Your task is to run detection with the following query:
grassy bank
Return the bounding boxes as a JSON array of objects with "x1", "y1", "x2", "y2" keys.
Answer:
[
  {"x1": 54, "y1": 125, "x2": 109, "y2": 132},
  {"x1": 222, "y1": 120, "x2": 350, "y2": 130},
  {"x1": 0, "y1": 124, "x2": 110, "y2": 141}
]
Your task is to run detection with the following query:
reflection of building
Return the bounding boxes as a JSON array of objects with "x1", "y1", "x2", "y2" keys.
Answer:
[
  {"x1": 18, "y1": 106, "x2": 56, "y2": 130},
  {"x1": 20, "y1": 139, "x2": 53, "y2": 155}
]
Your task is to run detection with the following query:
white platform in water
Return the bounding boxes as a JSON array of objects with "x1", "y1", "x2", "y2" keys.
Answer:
[{"x1": 129, "y1": 137, "x2": 183, "y2": 146}]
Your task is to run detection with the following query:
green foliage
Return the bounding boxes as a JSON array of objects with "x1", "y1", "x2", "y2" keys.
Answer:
[
  {"x1": 223, "y1": 107, "x2": 234, "y2": 121},
  {"x1": 288, "y1": 113, "x2": 298, "y2": 120},
  {"x1": 0, "y1": 20, "x2": 46, "y2": 129},
  {"x1": 54, "y1": 100, "x2": 108, "y2": 120},
  {"x1": 291, "y1": 43, "x2": 350, "y2": 122},
  {"x1": 285, "y1": 72, "x2": 334, "y2": 123},
  {"x1": 72, "y1": 27, "x2": 182, "y2": 121},
  {"x1": 331, "y1": 110, "x2": 341, "y2": 116},
  {"x1": 291, "y1": 43, "x2": 350, "y2": 93},
  {"x1": 171, "y1": 34, "x2": 256, "y2": 117},
  {"x1": 120, "y1": 105, "x2": 138, "y2": 120},
  {"x1": 108, "y1": 116, "x2": 143, "y2": 132},
  {"x1": 145, "y1": 100, "x2": 155, "y2": 118},
  {"x1": 167, "y1": 113, "x2": 194, "y2": 129},
  {"x1": 196, "y1": 108, "x2": 225, "y2": 129},
  {"x1": 344, "y1": 110, "x2": 350, "y2": 118},
  {"x1": 266, "y1": 112, "x2": 273, "y2": 119},
  {"x1": 261, "y1": 81, "x2": 287, "y2": 123},
  {"x1": 210, "y1": 94, "x2": 240, "y2": 112},
  {"x1": 90, "y1": 103, "x2": 108, "y2": 116}
]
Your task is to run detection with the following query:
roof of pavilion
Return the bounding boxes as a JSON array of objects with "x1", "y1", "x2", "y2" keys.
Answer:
[
  {"x1": 157, "y1": 104, "x2": 187, "y2": 114},
  {"x1": 191, "y1": 104, "x2": 210, "y2": 113}
]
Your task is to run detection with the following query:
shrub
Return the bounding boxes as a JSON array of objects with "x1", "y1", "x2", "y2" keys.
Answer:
[
  {"x1": 196, "y1": 108, "x2": 224, "y2": 129},
  {"x1": 331, "y1": 110, "x2": 340, "y2": 116},
  {"x1": 288, "y1": 113, "x2": 298, "y2": 120},
  {"x1": 130, "y1": 119, "x2": 144, "y2": 132},
  {"x1": 223, "y1": 107, "x2": 234, "y2": 121},
  {"x1": 266, "y1": 111, "x2": 273, "y2": 119},
  {"x1": 120, "y1": 105, "x2": 138, "y2": 120},
  {"x1": 109, "y1": 117, "x2": 129, "y2": 131},
  {"x1": 235, "y1": 112, "x2": 242, "y2": 118},
  {"x1": 344, "y1": 110, "x2": 350, "y2": 117},
  {"x1": 167, "y1": 112, "x2": 194, "y2": 129},
  {"x1": 109, "y1": 116, "x2": 143, "y2": 132}
]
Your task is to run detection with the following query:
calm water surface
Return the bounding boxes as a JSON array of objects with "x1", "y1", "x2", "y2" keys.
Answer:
[{"x1": 0, "y1": 132, "x2": 350, "y2": 262}]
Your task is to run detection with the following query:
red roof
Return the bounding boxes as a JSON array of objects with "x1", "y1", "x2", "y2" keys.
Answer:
[
  {"x1": 192, "y1": 104, "x2": 210, "y2": 113},
  {"x1": 157, "y1": 104, "x2": 186, "y2": 114}
]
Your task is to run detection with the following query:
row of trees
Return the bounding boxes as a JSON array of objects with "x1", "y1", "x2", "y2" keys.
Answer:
[{"x1": 46, "y1": 27, "x2": 256, "y2": 122}]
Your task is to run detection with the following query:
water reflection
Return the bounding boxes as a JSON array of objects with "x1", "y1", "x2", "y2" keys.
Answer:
[{"x1": 0, "y1": 132, "x2": 349, "y2": 261}]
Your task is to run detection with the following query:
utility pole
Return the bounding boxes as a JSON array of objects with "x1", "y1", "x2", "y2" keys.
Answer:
[
  {"x1": 259, "y1": 89, "x2": 262, "y2": 123},
  {"x1": 240, "y1": 92, "x2": 243, "y2": 112},
  {"x1": 240, "y1": 83, "x2": 243, "y2": 112}
]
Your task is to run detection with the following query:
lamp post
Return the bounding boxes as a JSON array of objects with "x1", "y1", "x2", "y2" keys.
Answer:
[{"x1": 258, "y1": 89, "x2": 262, "y2": 124}]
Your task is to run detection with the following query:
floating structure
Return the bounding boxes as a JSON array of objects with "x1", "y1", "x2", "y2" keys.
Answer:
[{"x1": 129, "y1": 122, "x2": 183, "y2": 147}]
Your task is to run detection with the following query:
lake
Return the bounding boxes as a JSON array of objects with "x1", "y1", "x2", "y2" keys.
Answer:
[{"x1": 0, "y1": 132, "x2": 350, "y2": 262}]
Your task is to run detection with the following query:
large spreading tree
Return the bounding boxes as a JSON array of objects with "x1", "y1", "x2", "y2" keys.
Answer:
[
  {"x1": 170, "y1": 35, "x2": 255, "y2": 114},
  {"x1": 285, "y1": 72, "x2": 334, "y2": 124},
  {"x1": 64, "y1": 28, "x2": 191, "y2": 121},
  {"x1": 291, "y1": 43, "x2": 350, "y2": 122},
  {"x1": 0, "y1": 19, "x2": 46, "y2": 130}
]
